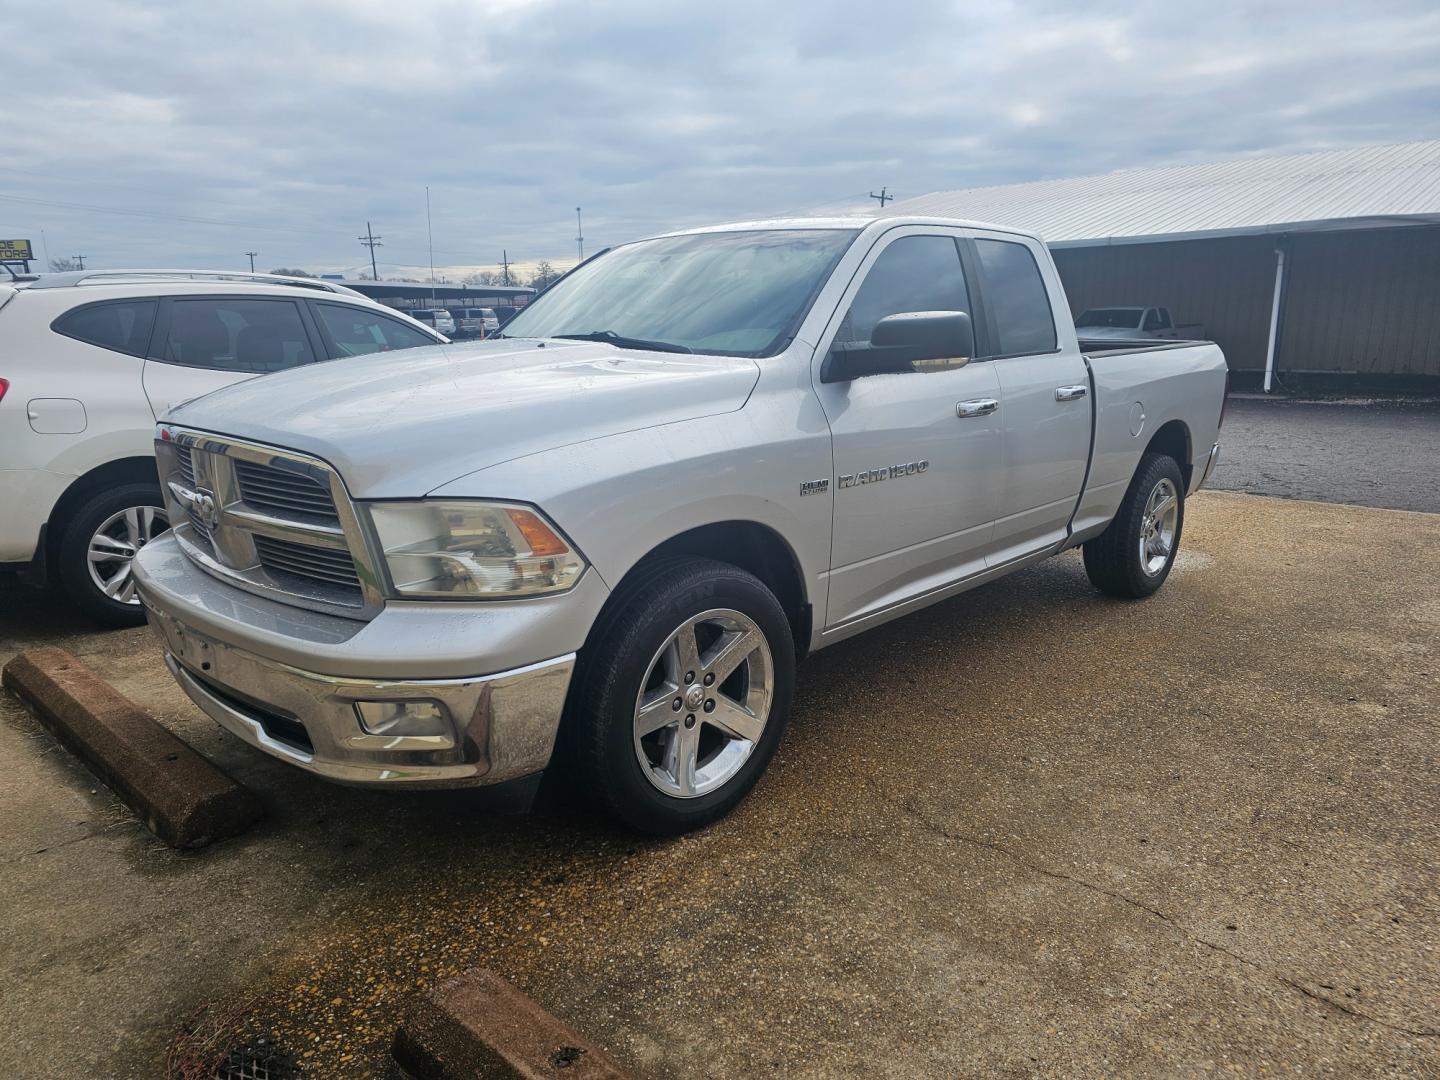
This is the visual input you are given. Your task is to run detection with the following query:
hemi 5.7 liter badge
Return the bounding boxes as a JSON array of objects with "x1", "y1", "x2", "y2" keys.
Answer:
[{"x1": 800, "y1": 479, "x2": 831, "y2": 497}]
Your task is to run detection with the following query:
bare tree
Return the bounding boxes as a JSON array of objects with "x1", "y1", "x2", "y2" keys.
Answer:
[
  {"x1": 463, "y1": 270, "x2": 506, "y2": 286},
  {"x1": 269, "y1": 267, "x2": 314, "y2": 278},
  {"x1": 529, "y1": 260, "x2": 562, "y2": 290},
  {"x1": 49, "y1": 257, "x2": 81, "y2": 272}
]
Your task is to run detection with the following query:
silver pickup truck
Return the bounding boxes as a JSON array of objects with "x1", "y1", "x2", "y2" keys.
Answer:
[{"x1": 134, "y1": 216, "x2": 1227, "y2": 834}]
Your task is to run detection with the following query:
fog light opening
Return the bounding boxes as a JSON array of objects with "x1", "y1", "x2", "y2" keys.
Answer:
[{"x1": 354, "y1": 699, "x2": 453, "y2": 742}]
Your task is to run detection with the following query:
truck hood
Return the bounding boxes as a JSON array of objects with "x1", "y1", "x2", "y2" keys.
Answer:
[{"x1": 163, "y1": 339, "x2": 761, "y2": 497}]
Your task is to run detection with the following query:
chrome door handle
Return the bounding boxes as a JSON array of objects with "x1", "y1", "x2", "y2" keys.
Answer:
[
  {"x1": 1054, "y1": 385, "x2": 1088, "y2": 401},
  {"x1": 956, "y1": 398, "x2": 998, "y2": 418}
]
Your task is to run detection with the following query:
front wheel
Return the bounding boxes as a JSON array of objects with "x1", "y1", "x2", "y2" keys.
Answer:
[
  {"x1": 569, "y1": 557, "x2": 795, "y2": 835},
  {"x1": 1083, "y1": 452, "x2": 1185, "y2": 599}
]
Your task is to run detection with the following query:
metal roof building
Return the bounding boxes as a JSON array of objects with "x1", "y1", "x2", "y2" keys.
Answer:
[
  {"x1": 898, "y1": 141, "x2": 1440, "y2": 386},
  {"x1": 337, "y1": 279, "x2": 536, "y2": 313}
]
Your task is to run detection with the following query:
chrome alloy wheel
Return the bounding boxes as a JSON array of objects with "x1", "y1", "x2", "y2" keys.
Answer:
[
  {"x1": 633, "y1": 608, "x2": 774, "y2": 799},
  {"x1": 1138, "y1": 477, "x2": 1179, "y2": 576},
  {"x1": 86, "y1": 505, "x2": 168, "y2": 605}
]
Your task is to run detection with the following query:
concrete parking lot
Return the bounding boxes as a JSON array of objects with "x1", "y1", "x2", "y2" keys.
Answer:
[{"x1": 2, "y1": 407, "x2": 1438, "y2": 1078}]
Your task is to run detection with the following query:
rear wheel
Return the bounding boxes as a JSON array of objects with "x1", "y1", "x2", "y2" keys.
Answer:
[
  {"x1": 55, "y1": 483, "x2": 169, "y2": 627},
  {"x1": 570, "y1": 557, "x2": 795, "y2": 834},
  {"x1": 1083, "y1": 452, "x2": 1185, "y2": 599}
]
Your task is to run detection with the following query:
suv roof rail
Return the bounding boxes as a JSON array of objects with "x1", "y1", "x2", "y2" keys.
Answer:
[{"x1": 24, "y1": 269, "x2": 365, "y2": 297}]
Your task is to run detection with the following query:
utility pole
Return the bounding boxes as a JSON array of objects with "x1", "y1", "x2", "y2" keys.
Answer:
[
  {"x1": 358, "y1": 221, "x2": 383, "y2": 280},
  {"x1": 245, "y1": 251, "x2": 258, "y2": 272},
  {"x1": 502, "y1": 249, "x2": 511, "y2": 286},
  {"x1": 73, "y1": 254, "x2": 87, "y2": 270},
  {"x1": 869, "y1": 187, "x2": 893, "y2": 208},
  {"x1": 576, "y1": 207, "x2": 584, "y2": 263},
  {"x1": 425, "y1": 188, "x2": 437, "y2": 308}
]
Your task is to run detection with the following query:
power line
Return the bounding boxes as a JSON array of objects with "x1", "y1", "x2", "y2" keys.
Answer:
[
  {"x1": 244, "y1": 251, "x2": 258, "y2": 272},
  {"x1": 0, "y1": 190, "x2": 572, "y2": 256},
  {"x1": 72, "y1": 254, "x2": 86, "y2": 269},
  {"x1": 576, "y1": 207, "x2": 584, "y2": 263},
  {"x1": 869, "y1": 186, "x2": 893, "y2": 208},
  {"x1": 358, "y1": 221, "x2": 382, "y2": 280}
]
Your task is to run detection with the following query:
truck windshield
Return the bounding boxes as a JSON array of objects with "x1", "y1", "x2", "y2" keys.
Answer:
[
  {"x1": 1076, "y1": 308, "x2": 1144, "y2": 329},
  {"x1": 499, "y1": 229, "x2": 859, "y2": 357}
]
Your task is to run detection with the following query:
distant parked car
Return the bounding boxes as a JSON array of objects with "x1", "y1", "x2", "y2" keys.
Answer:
[
  {"x1": 409, "y1": 308, "x2": 457, "y2": 336},
  {"x1": 1074, "y1": 306, "x2": 1205, "y2": 341},
  {"x1": 0, "y1": 269, "x2": 445, "y2": 625},
  {"x1": 452, "y1": 307, "x2": 500, "y2": 338}
]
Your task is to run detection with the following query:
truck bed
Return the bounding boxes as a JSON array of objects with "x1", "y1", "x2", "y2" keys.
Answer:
[
  {"x1": 1067, "y1": 339, "x2": 1228, "y2": 543},
  {"x1": 1079, "y1": 337, "x2": 1212, "y2": 356}
]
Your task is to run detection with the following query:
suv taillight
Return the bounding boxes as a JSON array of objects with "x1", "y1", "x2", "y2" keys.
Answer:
[{"x1": 0, "y1": 377, "x2": 9, "y2": 403}]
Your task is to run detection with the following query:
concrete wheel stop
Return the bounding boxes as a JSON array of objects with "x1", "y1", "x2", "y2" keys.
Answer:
[
  {"x1": 392, "y1": 968, "x2": 632, "y2": 1079},
  {"x1": 2, "y1": 646, "x2": 262, "y2": 849}
]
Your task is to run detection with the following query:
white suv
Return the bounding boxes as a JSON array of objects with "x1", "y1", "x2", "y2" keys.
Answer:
[{"x1": 0, "y1": 269, "x2": 445, "y2": 625}]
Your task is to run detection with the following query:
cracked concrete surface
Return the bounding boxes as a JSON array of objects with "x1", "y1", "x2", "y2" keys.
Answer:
[
  {"x1": 2, "y1": 490, "x2": 1437, "y2": 1078},
  {"x1": 894, "y1": 798, "x2": 1439, "y2": 1041}
]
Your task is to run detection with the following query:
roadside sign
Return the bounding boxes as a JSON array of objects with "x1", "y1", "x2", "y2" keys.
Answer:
[{"x1": 0, "y1": 239, "x2": 34, "y2": 262}]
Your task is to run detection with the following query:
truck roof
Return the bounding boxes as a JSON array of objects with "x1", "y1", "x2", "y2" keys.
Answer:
[{"x1": 659, "y1": 214, "x2": 1045, "y2": 243}]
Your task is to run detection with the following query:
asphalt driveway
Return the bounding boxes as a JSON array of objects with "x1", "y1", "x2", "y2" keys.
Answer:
[
  {"x1": 2, "y1": 489, "x2": 1437, "y2": 1078},
  {"x1": 1208, "y1": 396, "x2": 1440, "y2": 512}
]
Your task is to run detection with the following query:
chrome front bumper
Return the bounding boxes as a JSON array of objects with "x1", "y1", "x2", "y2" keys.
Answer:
[
  {"x1": 154, "y1": 617, "x2": 574, "y2": 787},
  {"x1": 149, "y1": 607, "x2": 574, "y2": 787}
]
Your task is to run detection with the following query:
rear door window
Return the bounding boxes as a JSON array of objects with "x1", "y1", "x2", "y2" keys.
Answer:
[
  {"x1": 315, "y1": 303, "x2": 438, "y2": 357},
  {"x1": 53, "y1": 299, "x2": 157, "y2": 357},
  {"x1": 974, "y1": 239, "x2": 1057, "y2": 356},
  {"x1": 160, "y1": 298, "x2": 315, "y2": 372}
]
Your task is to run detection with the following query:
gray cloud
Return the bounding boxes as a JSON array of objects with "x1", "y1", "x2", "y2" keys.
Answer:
[{"x1": 3, "y1": 0, "x2": 1438, "y2": 276}]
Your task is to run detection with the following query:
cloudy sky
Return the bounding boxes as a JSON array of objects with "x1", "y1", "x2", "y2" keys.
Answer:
[{"x1": 4, "y1": 0, "x2": 1439, "y2": 279}]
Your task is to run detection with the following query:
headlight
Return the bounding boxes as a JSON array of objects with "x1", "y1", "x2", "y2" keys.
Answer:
[{"x1": 368, "y1": 501, "x2": 586, "y2": 598}]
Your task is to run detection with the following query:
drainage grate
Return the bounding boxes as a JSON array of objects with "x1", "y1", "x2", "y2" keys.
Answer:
[{"x1": 214, "y1": 1041, "x2": 303, "y2": 1080}]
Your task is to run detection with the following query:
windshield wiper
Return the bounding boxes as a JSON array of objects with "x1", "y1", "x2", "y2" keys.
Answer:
[{"x1": 554, "y1": 330, "x2": 692, "y2": 354}]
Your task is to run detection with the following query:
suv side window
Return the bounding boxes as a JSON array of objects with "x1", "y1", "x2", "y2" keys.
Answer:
[
  {"x1": 316, "y1": 303, "x2": 437, "y2": 357},
  {"x1": 974, "y1": 239, "x2": 1057, "y2": 356},
  {"x1": 53, "y1": 299, "x2": 157, "y2": 358},
  {"x1": 161, "y1": 298, "x2": 314, "y2": 372},
  {"x1": 1143, "y1": 308, "x2": 1163, "y2": 331},
  {"x1": 831, "y1": 235, "x2": 972, "y2": 370}
]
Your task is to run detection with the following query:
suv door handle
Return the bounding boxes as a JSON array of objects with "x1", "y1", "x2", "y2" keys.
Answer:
[
  {"x1": 956, "y1": 399, "x2": 998, "y2": 418},
  {"x1": 1054, "y1": 385, "x2": 1088, "y2": 401}
]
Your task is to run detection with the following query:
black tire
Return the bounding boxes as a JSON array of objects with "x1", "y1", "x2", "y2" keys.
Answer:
[
  {"x1": 568, "y1": 556, "x2": 795, "y2": 835},
  {"x1": 55, "y1": 483, "x2": 169, "y2": 627},
  {"x1": 1082, "y1": 452, "x2": 1186, "y2": 599}
]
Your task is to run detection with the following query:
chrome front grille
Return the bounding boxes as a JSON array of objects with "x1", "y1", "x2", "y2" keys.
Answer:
[
  {"x1": 176, "y1": 444, "x2": 196, "y2": 486},
  {"x1": 156, "y1": 429, "x2": 381, "y2": 619},
  {"x1": 254, "y1": 535, "x2": 362, "y2": 595},
  {"x1": 173, "y1": 446, "x2": 214, "y2": 543},
  {"x1": 235, "y1": 459, "x2": 339, "y2": 524}
]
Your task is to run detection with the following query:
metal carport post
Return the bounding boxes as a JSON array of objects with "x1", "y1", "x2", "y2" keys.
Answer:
[{"x1": 1263, "y1": 237, "x2": 1289, "y2": 393}]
